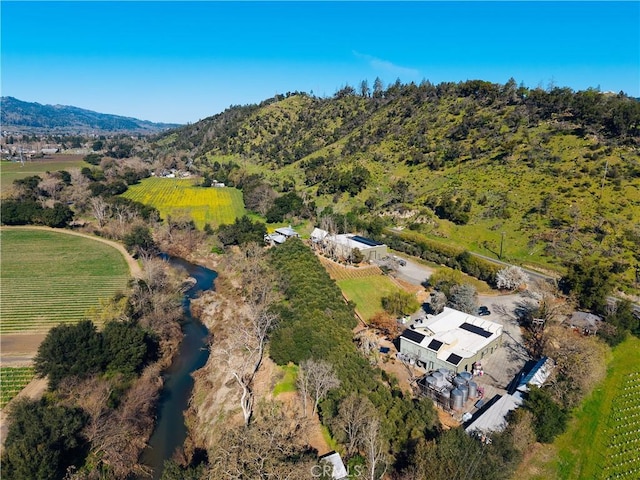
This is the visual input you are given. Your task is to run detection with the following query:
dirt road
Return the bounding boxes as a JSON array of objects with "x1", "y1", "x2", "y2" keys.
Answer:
[{"x1": 0, "y1": 377, "x2": 48, "y2": 450}]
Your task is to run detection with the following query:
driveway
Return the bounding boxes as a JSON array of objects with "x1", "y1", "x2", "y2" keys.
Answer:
[
  {"x1": 475, "y1": 293, "x2": 530, "y2": 391},
  {"x1": 376, "y1": 255, "x2": 435, "y2": 286}
]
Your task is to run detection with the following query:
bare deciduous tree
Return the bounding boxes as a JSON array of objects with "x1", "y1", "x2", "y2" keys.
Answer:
[
  {"x1": 332, "y1": 394, "x2": 375, "y2": 457},
  {"x1": 363, "y1": 414, "x2": 388, "y2": 480},
  {"x1": 38, "y1": 175, "x2": 64, "y2": 201},
  {"x1": 298, "y1": 358, "x2": 340, "y2": 417},
  {"x1": 208, "y1": 401, "x2": 316, "y2": 479},
  {"x1": 89, "y1": 196, "x2": 110, "y2": 228},
  {"x1": 543, "y1": 325, "x2": 608, "y2": 408},
  {"x1": 230, "y1": 309, "x2": 278, "y2": 425}
]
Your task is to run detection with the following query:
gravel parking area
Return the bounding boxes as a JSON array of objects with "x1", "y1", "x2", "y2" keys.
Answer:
[
  {"x1": 474, "y1": 293, "x2": 531, "y2": 393},
  {"x1": 379, "y1": 254, "x2": 532, "y2": 394}
]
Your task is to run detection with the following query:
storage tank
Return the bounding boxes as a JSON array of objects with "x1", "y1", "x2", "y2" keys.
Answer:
[
  {"x1": 460, "y1": 371, "x2": 473, "y2": 382},
  {"x1": 438, "y1": 368, "x2": 451, "y2": 378},
  {"x1": 425, "y1": 376, "x2": 438, "y2": 388},
  {"x1": 459, "y1": 384, "x2": 469, "y2": 403},
  {"x1": 432, "y1": 371, "x2": 444, "y2": 384},
  {"x1": 453, "y1": 375, "x2": 467, "y2": 387},
  {"x1": 468, "y1": 381, "x2": 478, "y2": 398},
  {"x1": 450, "y1": 388, "x2": 464, "y2": 410},
  {"x1": 438, "y1": 388, "x2": 451, "y2": 406}
]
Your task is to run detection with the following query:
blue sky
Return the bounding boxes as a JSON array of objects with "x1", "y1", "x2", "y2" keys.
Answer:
[{"x1": 2, "y1": 1, "x2": 638, "y2": 124}]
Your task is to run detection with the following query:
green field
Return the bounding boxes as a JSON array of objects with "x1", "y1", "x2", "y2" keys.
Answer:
[
  {"x1": 0, "y1": 367, "x2": 35, "y2": 408},
  {"x1": 120, "y1": 177, "x2": 246, "y2": 228},
  {"x1": 517, "y1": 336, "x2": 640, "y2": 480},
  {"x1": 337, "y1": 275, "x2": 402, "y2": 321},
  {"x1": 272, "y1": 363, "x2": 299, "y2": 396},
  {"x1": 0, "y1": 156, "x2": 88, "y2": 191},
  {"x1": 0, "y1": 229, "x2": 130, "y2": 334}
]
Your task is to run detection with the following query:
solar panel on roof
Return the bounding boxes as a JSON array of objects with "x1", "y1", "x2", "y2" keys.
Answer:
[
  {"x1": 351, "y1": 235, "x2": 383, "y2": 247},
  {"x1": 427, "y1": 339, "x2": 443, "y2": 351},
  {"x1": 401, "y1": 329, "x2": 426, "y2": 344},
  {"x1": 446, "y1": 353, "x2": 463, "y2": 365},
  {"x1": 459, "y1": 322, "x2": 493, "y2": 338}
]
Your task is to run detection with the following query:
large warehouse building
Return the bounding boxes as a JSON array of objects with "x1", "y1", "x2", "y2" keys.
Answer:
[
  {"x1": 310, "y1": 228, "x2": 387, "y2": 262},
  {"x1": 399, "y1": 307, "x2": 503, "y2": 374}
]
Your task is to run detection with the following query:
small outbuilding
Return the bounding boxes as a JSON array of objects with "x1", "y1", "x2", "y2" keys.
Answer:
[
  {"x1": 318, "y1": 451, "x2": 348, "y2": 480},
  {"x1": 264, "y1": 225, "x2": 299, "y2": 246},
  {"x1": 565, "y1": 311, "x2": 602, "y2": 335}
]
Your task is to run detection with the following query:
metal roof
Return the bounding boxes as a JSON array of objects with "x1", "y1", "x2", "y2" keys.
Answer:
[{"x1": 351, "y1": 235, "x2": 383, "y2": 247}]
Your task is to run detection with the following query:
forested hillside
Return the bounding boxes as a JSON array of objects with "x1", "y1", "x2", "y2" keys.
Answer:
[
  {"x1": 1, "y1": 97, "x2": 180, "y2": 134},
  {"x1": 152, "y1": 79, "x2": 640, "y2": 291}
]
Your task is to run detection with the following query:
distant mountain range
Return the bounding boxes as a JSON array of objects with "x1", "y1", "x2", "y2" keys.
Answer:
[{"x1": 0, "y1": 97, "x2": 181, "y2": 134}]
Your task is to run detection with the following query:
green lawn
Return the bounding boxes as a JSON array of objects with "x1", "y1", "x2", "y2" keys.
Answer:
[
  {"x1": 517, "y1": 335, "x2": 640, "y2": 480},
  {"x1": 120, "y1": 177, "x2": 246, "y2": 228},
  {"x1": 337, "y1": 275, "x2": 402, "y2": 321},
  {"x1": 0, "y1": 229, "x2": 130, "y2": 334},
  {"x1": 1, "y1": 156, "x2": 88, "y2": 191}
]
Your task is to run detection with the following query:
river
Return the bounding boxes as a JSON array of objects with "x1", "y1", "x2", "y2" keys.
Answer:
[{"x1": 138, "y1": 254, "x2": 217, "y2": 479}]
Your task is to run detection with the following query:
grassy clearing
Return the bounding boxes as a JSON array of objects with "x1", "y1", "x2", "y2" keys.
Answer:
[
  {"x1": 120, "y1": 177, "x2": 245, "y2": 228},
  {"x1": 337, "y1": 275, "x2": 402, "y2": 321},
  {"x1": 0, "y1": 229, "x2": 130, "y2": 334},
  {"x1": 0, "y1": 366, "x2": 36, "y2": 408},
  {"x1": 273, "y1": 363, "x2": 299, "y2": 396},
  {"x1": 515, "y1": 335, "x2": 640, "y2": 480},
  {"x1": 321, "y1": 425, "x2": 340, "y2": 452},
  {"x1": 0, "y1": 155, "x2": 88, "y2": 191}
]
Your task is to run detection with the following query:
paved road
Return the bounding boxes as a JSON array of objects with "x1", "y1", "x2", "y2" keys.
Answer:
[{"x1": 386, "y1": 228, "x2": 640, "y2": 316}]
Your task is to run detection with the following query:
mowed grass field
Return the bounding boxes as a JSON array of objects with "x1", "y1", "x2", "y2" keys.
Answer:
[
  {"x1": 515, "y1": 335, "x2": 640, "y2": 480},
  {"x1": 0, "y1": 229, "x2": 130, "y2": 334},
  {"x1": 120, "y1": 177, "x2": 246, "y2": 228},
  {"x1": 0, "y1": 155, "x2": 88, "y2": 191},
  {"x1": 337, "y1": 275, "x2": 402, "y2": 321}
]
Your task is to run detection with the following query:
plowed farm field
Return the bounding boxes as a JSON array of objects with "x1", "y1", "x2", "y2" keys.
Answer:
[{"x1": 121, "y1": 177, "x2": 245, "y2": 228}]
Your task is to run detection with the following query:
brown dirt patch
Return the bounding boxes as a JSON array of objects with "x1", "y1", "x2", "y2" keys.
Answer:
[
  {"x1": 436, "y1": 408, "x2": 461, "y2": 430},
  {"x1": 0, "y1": 333, "x2": 46, "y2": 361}
]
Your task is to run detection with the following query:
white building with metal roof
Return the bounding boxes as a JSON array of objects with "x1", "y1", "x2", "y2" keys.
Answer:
[
  {"x1": 399, "y1": 307, "x2": 503, "y2": 374},
  {"x1": 464, "y1": 357, "x2": 553, "y2": 435},
  {"x1": 310, "y1": 227, "x2": 387, "y2": 262}
]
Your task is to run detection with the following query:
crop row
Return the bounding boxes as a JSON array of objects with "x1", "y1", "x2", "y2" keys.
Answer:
[
  {"x1": 599, "y1": 373, "x2": 640, "y2": 478},
  {"x1": 318, "y1": 256, "x2": 383, "y2": 281},
  {"x1": 0, "y1": 367, "x2": 35, "y2": 409}
]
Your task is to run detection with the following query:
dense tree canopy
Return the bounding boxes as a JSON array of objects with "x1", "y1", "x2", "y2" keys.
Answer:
[
  {"x1": 1, "y1": 399, "x2": 88, "y2": 480},
  {"x1": 34, "y1": 319, "x2": 155, "y2": 390},
  {"x1": 217, "y1": 215, "x2": 266, "y2": 246}
]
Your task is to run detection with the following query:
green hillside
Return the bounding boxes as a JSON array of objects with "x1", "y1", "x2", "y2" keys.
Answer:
[{"x1": 152, "y1": 80, "x2": 640, "y2": 291}]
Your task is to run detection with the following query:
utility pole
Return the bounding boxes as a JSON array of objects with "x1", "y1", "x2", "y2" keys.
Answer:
[
  {"x1": 499, "y1": 232, "x2": 505, "y2": 260},
  {"x1": 600, "y1": 159, "x2": 609, "y2": 198}
]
